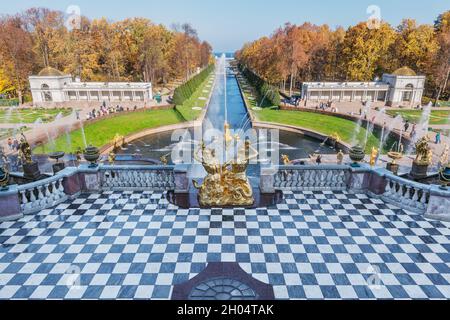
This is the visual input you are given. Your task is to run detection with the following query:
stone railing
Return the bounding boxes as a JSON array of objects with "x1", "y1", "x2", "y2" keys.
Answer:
[
  {"x1": 269, "y1": 165, "x2": 352, "y2": 191},
  {"x1": 1, "y1": 163, "x2": 450, "y2": 223},
  {"x1": 0, "y1": 164, "x2": 188, "y2": 222},
  {"x1": 380, "y1": 173, "x2": 431, "y2": 214},
  {"x1": 99, "y1": 165, "x2": 176, "y2": 191},
  {"x1": 260, "y1": 164, "x2": 450, "y2": 221},
  {"x1": 15, "y1": 168, "x2": 78, "y2": 215}
]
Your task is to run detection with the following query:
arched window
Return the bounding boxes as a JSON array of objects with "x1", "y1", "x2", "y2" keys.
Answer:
[
  {"x1": 41, "y1": 84, "x2": 52, "y2": 102},
  {"x1": 402, "y1": 84, "x2": 414, "y2": 102}
]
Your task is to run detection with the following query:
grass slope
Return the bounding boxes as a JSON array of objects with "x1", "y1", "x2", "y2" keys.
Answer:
[{"x1": 34, "y1": 108, "x2": 184, "y2": 154}]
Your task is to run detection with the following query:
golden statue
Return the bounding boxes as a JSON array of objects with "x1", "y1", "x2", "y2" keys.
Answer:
[
  {"x1": 370, "y1": 147, "x2": 378, "y2": 167},
  {"x1": 337, "y1": 150, "x2": 344, "y2": 165},
  {"x1": 330, "y1": 132, "x2": 341, "y2": 143},
  {"x1": 160, "y1": 154, "x2": 169, "y2": 166},
  {"x1": 18, "y1": 133, "x2": 33, "y2": 164},
  {"x1": 193, "y1": 123, "x2": 257, "y2": 207},
  {"x1": 281, "y1": 154, "x2": 291, "y2": 165},
  {"x1": 414, "y1": 135, "x2": 432, "y2": 166},
  {"x1": 112, "y1": 134, "x2": 125, "y2": 152},
  {"x1": 108, "y1": 151, "x2": 116, "y2": 164}
]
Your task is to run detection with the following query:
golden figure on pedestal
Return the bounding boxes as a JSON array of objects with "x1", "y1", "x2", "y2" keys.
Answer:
[
  {"x1": 370, "y1": 147, "x2": 378, "y2": 167},
  {"x1": 18, "y1": 133, "x2": 33, "y2": 164},
  {"x1": 281, "y1": 154, "x2": 291, "y2": 165},
  {"x1": 193, "y1": 122, "x2": 257, "y2": 207},
  {"x1": 414, "y1": 135, "x2": 433, "y2": 166}
]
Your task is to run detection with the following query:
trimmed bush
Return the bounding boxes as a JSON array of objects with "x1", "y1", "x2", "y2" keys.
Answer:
[
  {"x1": 173, "y1": 64, "x2": 215, "y2": 105},
  {"x1": 238, "y1": 64, "x2": 281, "y2": 107}
]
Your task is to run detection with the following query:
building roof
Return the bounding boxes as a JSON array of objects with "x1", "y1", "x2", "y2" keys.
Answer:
[
  {"x1": 392, "y1": 67, "x2": 417, "y2": 77},
  {"x1": 64, "y1": 82, "x2": 152, "y2": 90},
  {"x1": 38, "y1": 67, "x2": 66, "y2": 77},
  {"x1": 302, "y1": 81, "x2": 389, "y2": 90}
]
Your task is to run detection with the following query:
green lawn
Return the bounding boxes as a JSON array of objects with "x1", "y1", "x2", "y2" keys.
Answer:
[
  {"x1": 175, "y1": 73, "x2": 215, "y2": 121},
  {"x1": 386, "y1": 109, "x2": 450, "y2": 126},
  {"x1": 0, "y1": 127, "x2": 29, "y2": 140},
  {"x1": 254, "y1": 108, "x2": 382, "y2": 153},
  {"x1": 34, "y1": 108, "x2": 185, "y2": 154},
  {"x1": 0, "y1": 108, "x2": 72, "y2": 123}
]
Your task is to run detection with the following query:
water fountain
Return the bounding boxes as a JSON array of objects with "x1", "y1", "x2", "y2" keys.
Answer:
[
  {"x1": 351, "y1": 101, "x2": 371, "y2": 146},
  {"x1": 34, "y1": 118, "x2": 55, "y2": 153},
  {"x1": 406, "y1": 102, "x2": 432, "y2": 155}
]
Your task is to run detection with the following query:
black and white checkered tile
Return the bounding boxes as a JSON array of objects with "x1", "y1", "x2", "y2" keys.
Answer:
[{"x1": 0, "y1": 190, "x2": 449, "y2": 299}]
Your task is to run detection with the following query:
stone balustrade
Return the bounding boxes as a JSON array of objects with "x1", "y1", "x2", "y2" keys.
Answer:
[
  {"x1": 100, "y1": 165, "x2": 176, "y2": 191},
  {"x1": 1, "y1": 163, "x2": 450, "y2": 222},
  {"x1": 271, "y1": 165, "x2": 352, "y2": 191},
  {"x1": 17, "y1": 171, "x2": 69, "y2": 215},
  {"x1": 381, "y1": 173, "x2": 431, "y2": 214}
]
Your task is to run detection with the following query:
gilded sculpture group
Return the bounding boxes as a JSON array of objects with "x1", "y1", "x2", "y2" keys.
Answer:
[{"x1": 193, "y1": 122, "x2": 257, "y2": 207}]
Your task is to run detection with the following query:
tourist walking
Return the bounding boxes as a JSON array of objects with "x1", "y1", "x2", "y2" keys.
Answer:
[
  {"x1": 404, "y1": 120, "x2": 410, "y2": 133},
  {"x1": 436, "y1": 131, "x2": 442, "y2": 144},
  {"x1": 7, "y1": 138, "x2": 13, "y2": 150}
]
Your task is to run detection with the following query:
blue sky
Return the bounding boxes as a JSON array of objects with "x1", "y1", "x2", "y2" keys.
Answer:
[{"x1": 0, "y1": 0, "x2": 448, "y2": 52}]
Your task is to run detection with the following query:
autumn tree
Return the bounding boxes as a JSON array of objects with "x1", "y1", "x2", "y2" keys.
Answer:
[
  {"x1": 23, "y1": 7, "x2": 67, "y2": 69},
  {"x1": 341, "y1": 22, "x2": 396, "y2": 81},
  {"x1": 0, "y1": 16, "x2": 34, "y2": 104},
  {"x1": 434, "y1": 11, "x2": 450, "y2": 102}
]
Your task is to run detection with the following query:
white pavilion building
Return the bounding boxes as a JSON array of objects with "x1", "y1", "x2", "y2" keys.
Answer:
[
  {"x1": 301, "y1": 67, "x2": 425, "y2": 108},
  {"x1": 29, "y1": 67, "x2": 153, "y2": 107}
]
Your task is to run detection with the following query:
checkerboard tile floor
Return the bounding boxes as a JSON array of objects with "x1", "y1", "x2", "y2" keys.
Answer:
[{"x1": 0, "y1": 190, "x2": 449, "y2": 300}]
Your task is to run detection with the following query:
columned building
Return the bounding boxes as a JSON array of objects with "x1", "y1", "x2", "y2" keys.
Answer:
[
  {"x1": 29, "y1": 67, "x2": 153, "y2": 106},
  {"x1": 301, "y1": 67, "x2": 425, "y2": 108}
]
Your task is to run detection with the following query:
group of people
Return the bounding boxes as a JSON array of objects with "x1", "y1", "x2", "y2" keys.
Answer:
[
  {"x1": 85, "y1": 103, "x2": 138, "y2": 121},
  {"x1": 315, "y1": 101, "x2": 339, "y2": 113},
  {"x1": 6, "y1": 137, "x2": 20, "y2": 151},
  {"x1": 402, "y1": 119, "x2": 442, "y2": 145}
]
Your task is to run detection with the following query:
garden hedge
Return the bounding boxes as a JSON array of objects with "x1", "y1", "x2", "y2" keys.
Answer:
[
  {"x1": 238, "y1": 64, "x2": 281, "y2": 107},
  {"x1": 173, "y1": 64, "x2": 215, "y2": 105}
]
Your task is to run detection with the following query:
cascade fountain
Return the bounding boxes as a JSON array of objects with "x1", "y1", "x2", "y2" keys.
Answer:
[{"x1": 351, "y1": 101, "x2": 371, "y2": 146}]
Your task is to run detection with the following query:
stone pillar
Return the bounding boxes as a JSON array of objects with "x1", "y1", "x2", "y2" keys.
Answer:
[
  {"x1": 260, "y1": 166, "x2": 276, "y2": 194},
  {"x1": 174, "y1": 164, "x2": 189, "y2": 193},
  {"x1": 79, "y1": 165, "x2": 102, "y2": 193},
  {"x1": 61, "y1": 167, "x2": 83, "y2": 196},
  {"x1": 0, "y1": 186, "x2": 22, "y2": 222},
  {"x1": 348, "y1": 165, "x2": 371, "y2": 193},
  {"x1": 426, "y1": 186, "x2": 450, "y2": 222}
]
